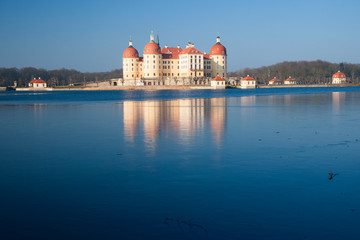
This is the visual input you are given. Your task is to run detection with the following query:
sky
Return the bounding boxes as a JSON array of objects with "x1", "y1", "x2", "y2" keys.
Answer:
[{"x1": 1, "y1": 0, "x2": 360, "y2": 72}]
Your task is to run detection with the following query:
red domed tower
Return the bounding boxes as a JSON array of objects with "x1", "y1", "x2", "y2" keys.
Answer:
[
  {"x1": 123, "y1": 38, "x2": 141, "y2": 80},
  {"x1": 143, "y1": 31, "x2": 162, "y2": 79},
  {"x1": 210, "y1": 35, "x2": 227, "y2": 78},
  {"x1": 123, "y1": 39, "x2": 139, "y2": 58}
]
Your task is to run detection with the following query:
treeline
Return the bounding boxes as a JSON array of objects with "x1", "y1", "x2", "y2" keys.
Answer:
[
  {"x1": 0, "y1": 67, "x2": 123, "y2": 87},
  {"x1": 229, "y1": 60, "x2": 360, "y2": 84}
]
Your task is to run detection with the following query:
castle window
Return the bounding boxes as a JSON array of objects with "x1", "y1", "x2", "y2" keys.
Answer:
[{"x1": 153, "y1": 73, "x2": 156, "y2": 76}]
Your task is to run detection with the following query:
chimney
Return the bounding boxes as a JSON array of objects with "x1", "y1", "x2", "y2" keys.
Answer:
[
  {"x1": 177, "y1": 45, "x2": 180, "y2": 48},
  {"x1": 165, "y1": 45, "x2": 168, "y2": 48}
]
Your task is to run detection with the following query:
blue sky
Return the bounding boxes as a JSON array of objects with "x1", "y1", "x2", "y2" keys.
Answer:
[{"x1": 1, "y1": 0, "x2": 360, "y2": 72}]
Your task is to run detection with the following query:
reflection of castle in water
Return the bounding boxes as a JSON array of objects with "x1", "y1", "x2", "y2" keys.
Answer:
[{"x1": 123, "y1": 98, "x2": 227, "y2": 149}]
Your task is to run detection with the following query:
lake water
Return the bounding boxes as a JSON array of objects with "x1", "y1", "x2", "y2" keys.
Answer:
[{"x1": 1, "y1": 88, "x2": 360, "y2": 239}]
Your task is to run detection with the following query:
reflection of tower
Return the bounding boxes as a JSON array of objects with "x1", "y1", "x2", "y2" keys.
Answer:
[
  {"x1": 142, "y1": 101, "x2": 160, "y2": 151},
  {"x1": 178, "y1": 99, "x2": 205, "y2": 140},
  {"x1": 332, "y1": 92, "x2": 345, "y2": 114},
  {"x1": 123, "y1": 101, "x2": 140, "y2": 142},
  {"x1": 210, "y1": 98, "x2": 226, "y2": 145}
]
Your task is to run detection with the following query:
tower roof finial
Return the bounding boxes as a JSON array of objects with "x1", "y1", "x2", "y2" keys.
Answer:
[
  {"x1": 129, "y1": 35, "x2": 133, "y2": 47},
  {"x1": 150, "y1": 30, "x2": 155, "y2": 43},
  {"x1": 216, "y1": 34, "x2": 220, "y2": 43}
]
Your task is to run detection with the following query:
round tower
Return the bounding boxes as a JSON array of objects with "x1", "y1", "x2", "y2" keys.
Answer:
[
  {"x1": 332, "y1": 70, "x2": 346, "y2": 84},
  {"x1": 123, "y1": 38, "x2": 140, "y2": 80},
  {"x1": 143, "y1": 31, "x2": 162, "y2": 79},
  {"x1": 210, "y1": 35, "x2": 227, "y2": 78}
]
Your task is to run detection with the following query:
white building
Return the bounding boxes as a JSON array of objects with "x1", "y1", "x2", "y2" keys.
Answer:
[
  {"x1": 211, "y1": 76, "x2": 226, "y2": 89},
  {"x1": 332, "y1": 71, "x2": 346, "y2": 84},
  {"x1": 241, "y1": 75, "x2": 256, "y2": 89},
  {"x1": 269, "y1": 77, "x2": 282, "y2": 85},
  {"x1": 284, "y1": 76, "x2": 296, "y2": 85},
  {"x1": 29, "y1": 78, "x2": 47, "y2": 88}
]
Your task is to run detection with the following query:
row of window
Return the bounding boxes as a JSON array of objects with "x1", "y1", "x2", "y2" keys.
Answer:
[
  {"x1": 163, "y1": 73, "x2": 180, "y2": 77},
  {"x1": 163, "y1": 66, "x2": 179, "y2": 69}
]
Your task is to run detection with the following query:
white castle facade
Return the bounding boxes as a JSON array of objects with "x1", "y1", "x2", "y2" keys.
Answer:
[{"x1": 120, "y1": 32, "x2": 227, "y2": 86}]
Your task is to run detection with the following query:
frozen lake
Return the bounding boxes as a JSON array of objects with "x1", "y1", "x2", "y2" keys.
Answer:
[{"x1": 1, "y1": 88, "x2": 360, "y2": 239}]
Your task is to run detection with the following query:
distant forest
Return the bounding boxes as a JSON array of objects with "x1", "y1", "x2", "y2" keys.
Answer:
[
  {"x1": 0, "y1": 67, "x2": 123, "y2": 87},
  {"x1": 2, "y1": 60, "x2": 360, "y2": 87},
  {"x1": 228, "y1": 60, "x2": 360, "y2": 84}
]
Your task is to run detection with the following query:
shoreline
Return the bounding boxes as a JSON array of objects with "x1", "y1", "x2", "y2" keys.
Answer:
[{"x1": 10, "y1": 84, "x2": 359, "y2": 91}]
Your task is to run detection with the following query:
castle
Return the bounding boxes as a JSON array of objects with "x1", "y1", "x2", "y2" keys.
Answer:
[{"x1": 121, "y1": 32, "x2": 227, "y2": 86}]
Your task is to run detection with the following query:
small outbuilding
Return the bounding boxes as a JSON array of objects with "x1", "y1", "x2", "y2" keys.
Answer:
[
  {"x1": 332, "y1": 71, "x2": 346, "y2": 84},
  {"x1": 211, "y1": 76, "x2": 226, "y2": 89},
  {"x1": 241, "y1": 75, "x2": 256, "y2": 89},
  {"x1": 284, "y1": 76, "x2": 296, "y2": 85},
  {"x1": 269, "y1": 77, "x2": 282, "y2": 85},
  {"x1": 29, "y1": 78, "x2": 47, "y2": 88}
]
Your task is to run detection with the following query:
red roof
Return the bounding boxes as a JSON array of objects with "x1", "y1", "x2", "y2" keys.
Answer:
[
  {"x1": 144, "y1": 42, "x2": 161, "y2": 54},
  {"x1": 332, "y1": 71, "x2": 346, "y2": 79},
  {"x1": 242, "y1": 76, "x2": 255, "y2": 81},
  {"x1": 123, "y1": 46, "x2": 139, "y2": 58},
  {"x1": 179, "y1": 47, "x2": 203, "y2": 55},
  {"x1": 30, "y1": 78, "x2": 46, "y2": 84},
  {"x1": 284, "y1": 77, "x2": 296, "y2": 82},
  {"x1": 210, "y1": 43, "x2": 227, "y2": 56},
  {"x1": 269, "y1": 78, "x2": 281, "y2": 82},
  {"x1": 204, "y1": 54, "x2": 211, "y2": 59},
  {"x1": 211, "y1": 76, "x2": 225, "y2": 81},
  {"x1": 161, "y1": 47, "x2": 183, "y2": 59}
]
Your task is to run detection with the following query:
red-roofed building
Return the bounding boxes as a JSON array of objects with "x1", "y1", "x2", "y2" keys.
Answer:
[
  {"x1": 284, "y1": 76, "x2": 296, "y2": 85},
  {"x1": 269, "y1": 78, "x2": 282, "y2": 85},
  {"x1": 122, "y1": 33, "x2": 228, "y2": 86},
  {"x1": 211, "y1": 76, "x2": 226, "y2": 89},
  {"x1": 241, "y1": 75, "x2": 256, "y2": 89},
  {"x1": 332, "y1": 71, "x2": 346, "y2": 84},
  {"x1": 29, "y1": 77, "x2": 47, "y2": 88}
]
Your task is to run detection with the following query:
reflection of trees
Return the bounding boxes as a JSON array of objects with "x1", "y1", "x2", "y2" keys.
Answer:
[{"x1": 123, "y1": 98, "x2": 227, "y2": 149}]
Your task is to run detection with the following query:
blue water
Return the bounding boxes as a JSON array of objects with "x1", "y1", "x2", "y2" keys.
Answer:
[
  {"x1": 1, "y1": 88, "x2": 360, "y2": 239},
  {"x1": 1, "y1": 86, "x2": 360, "y2": 104}
]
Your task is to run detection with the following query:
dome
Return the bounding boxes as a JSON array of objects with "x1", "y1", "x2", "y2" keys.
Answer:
[
  {"x1": 332, "y1": 71, "x2": 346, "y2": 79},
  {"x1": 210, "y1": 43, "x2": 227, "y2": 55},
  {"x1": 144, "y1": 42, "x2": 161, "y2": 54},
  {"x1": 123, "y1": 46, "x2": 139, "y2": 58}
]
